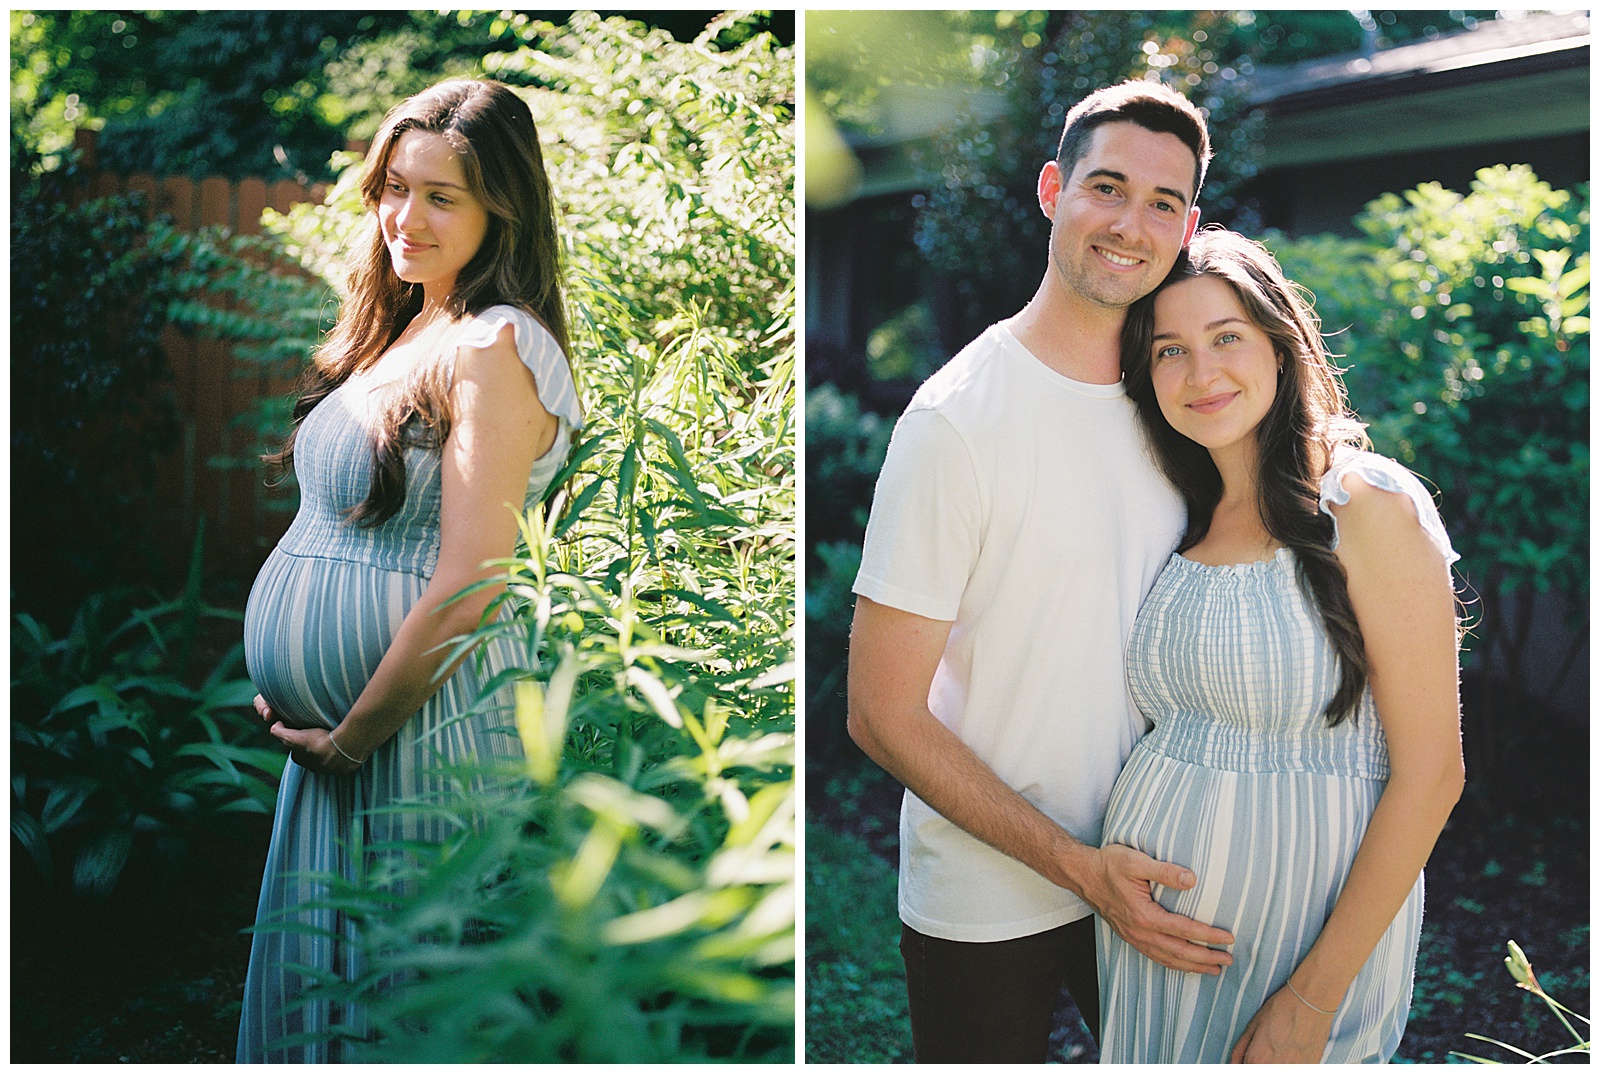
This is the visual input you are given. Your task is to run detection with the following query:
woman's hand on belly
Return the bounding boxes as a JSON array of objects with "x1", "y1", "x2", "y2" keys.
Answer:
[
  {"x1": 256, "y1": 694, "x2": 363, "y2": 776},
  {"x1": 1229, "y1": 985, "x2": 1335, "y2": 1063}
]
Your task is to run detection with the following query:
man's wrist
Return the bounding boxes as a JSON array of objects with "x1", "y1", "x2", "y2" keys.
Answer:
[{"x1": 1046, "y1": 830, "x2": 1098, "y2": 897}]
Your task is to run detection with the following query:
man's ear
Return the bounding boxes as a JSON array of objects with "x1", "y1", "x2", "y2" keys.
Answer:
[
  {"x1": 1182, "y1": 205, "x2": 1200, "y2": 247},
  {"x1": 1037, "y1": 159, "x2": 1063, "y2": 221}
]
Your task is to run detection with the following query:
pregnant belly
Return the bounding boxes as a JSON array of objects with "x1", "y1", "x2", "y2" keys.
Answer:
[
  {"x1": 1102, "y1": 744, "x2": 1383, "y2": 955},
  {"x1": 243, "y1": 547, "x2": 424, "y2": 731}
]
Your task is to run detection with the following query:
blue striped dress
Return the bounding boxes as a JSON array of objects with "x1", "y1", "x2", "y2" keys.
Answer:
[
  {"x1": 236, "y1": 305, "x2": 582, "y2": 1063},
  {"x1": 1097, "y1": 450, "x2": 1458, "y2": 1063}
]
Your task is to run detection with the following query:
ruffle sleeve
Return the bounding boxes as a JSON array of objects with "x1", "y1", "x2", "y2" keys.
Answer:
[
  {"x1": 456, "y1": 304, "x2": 584, "y2": 430},
  {"x1": 1318, "y1": 447, "x2": 1459, "y2": 566}
]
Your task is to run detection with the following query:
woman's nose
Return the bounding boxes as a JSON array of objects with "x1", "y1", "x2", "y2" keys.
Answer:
[
  {"x1": 1186, "y1": 349, "x2": 1219, "y2": 385},
  {"x1": 394, "y1": 194, "x2": 422, "y2": 231}
]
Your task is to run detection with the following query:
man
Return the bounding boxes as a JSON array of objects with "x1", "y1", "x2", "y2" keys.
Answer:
[{"x1": 848, "y1": 80, "x2": 1236, "y2": 1063}]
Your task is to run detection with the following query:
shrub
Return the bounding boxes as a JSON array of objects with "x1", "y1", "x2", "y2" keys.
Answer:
[
  {"x1": 803, "y1": 385, "x2": 892, "y2": 759},
  {"x1": 803, "y1": 820, "x2": 910, "y2": 1063},
  {"x1": 11, "y1": 530, "x2": 286, "y2": 896},
  {"x1": 1270, "y1": 166, "x2": 1589, "y2": 720}
]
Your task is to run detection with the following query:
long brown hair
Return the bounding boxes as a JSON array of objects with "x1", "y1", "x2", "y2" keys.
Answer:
[
  {"x1": 1122, "y1": 227, "x2": 1372, "y2": 725},
  {"x1": 268, "y1": 79, "x2": 570, "y2": 526}
]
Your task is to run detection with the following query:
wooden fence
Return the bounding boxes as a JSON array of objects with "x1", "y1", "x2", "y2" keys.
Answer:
[{"x1": 68, "y1": 128, "x2": 336, "y2": 585}]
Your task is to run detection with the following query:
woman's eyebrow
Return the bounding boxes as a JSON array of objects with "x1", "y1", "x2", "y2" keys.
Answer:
[
  {"x1": 385, "y1": 165, "x2": 468, "y2": 192},
  {"x1": 1152, "y1": 316, "x2": 1250, "y2": 342}
]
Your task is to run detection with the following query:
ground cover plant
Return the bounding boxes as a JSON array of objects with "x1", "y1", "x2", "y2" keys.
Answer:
[{"x1": 12, "y1": 12, "x2": 793, "y2": 1062}]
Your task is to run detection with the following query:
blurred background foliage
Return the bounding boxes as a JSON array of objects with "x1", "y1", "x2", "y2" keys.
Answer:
[
  {"x1": 9, "y1": 9, "x2": 790, "y2": 178},
  {"x1": 12, "y1": 10, "x2": 794, "y2": 1063}
]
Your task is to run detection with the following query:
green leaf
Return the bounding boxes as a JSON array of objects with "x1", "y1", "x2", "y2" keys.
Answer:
[
  {"x1": 40, "y1": 779, "x2": 97, "y2": 833},
  {"x1": 72, "y1": 828, "x2": 134, "y2": 897},
  {"x1": 11, "y1": 810, "x2": 54, "y2": 878}
]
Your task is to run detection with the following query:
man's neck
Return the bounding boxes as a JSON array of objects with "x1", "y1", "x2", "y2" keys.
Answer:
[{"x1": 1006, "y1": 281, "x2": 1127, "y2": 385}]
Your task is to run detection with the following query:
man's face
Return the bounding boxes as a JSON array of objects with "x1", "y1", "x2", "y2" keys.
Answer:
[{"x1": 1041, "y1": 121, "x2": 1200, "y2": 310}]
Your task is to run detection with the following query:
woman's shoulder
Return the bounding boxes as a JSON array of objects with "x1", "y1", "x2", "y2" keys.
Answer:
[
  {"x1": 1318, "y1": 448, "x2": 1458, "y2": 565},
  {"x1": 454, "y1": 304, "x2": 583, "y2": 427},
  {"x1": 457, "y1": 304, "x2": 558, "y2": 355}
]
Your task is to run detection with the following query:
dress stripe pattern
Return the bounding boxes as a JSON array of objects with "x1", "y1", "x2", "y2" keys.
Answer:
[
  {"x1": 236, "y1": 306, "x2": 579, "y2": 1063},
  {"x1": 1097, "y1": 451, "x2": 1457, "y2": 1063}
]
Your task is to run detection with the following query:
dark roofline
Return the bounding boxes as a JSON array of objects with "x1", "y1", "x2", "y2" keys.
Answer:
[
  {"x1": 1262, "y1": 41, "x2": 1590, "y2": 116},
  {"x1": 1248, "y1": 10, "x2": 1590, "y2": 114}
]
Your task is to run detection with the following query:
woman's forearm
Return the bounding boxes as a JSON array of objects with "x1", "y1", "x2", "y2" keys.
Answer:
[
  {"x1": 1288, "y1": 763, "x2": 1463, "y2": 1008},
  {"x1": 328, "y1": 569, "x2": 501, "y2": 759}
]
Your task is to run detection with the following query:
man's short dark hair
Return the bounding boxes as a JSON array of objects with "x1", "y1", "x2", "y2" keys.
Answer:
[{"x1": 1056, "y1": 80, "x2": 1212, "y2": 204}]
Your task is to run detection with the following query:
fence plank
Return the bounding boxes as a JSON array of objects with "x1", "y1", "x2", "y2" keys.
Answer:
[
  {"x1": 162, "y1": 175, "x2": 196, "y2": 230},
  {"x1": 267, "y1": 179, "x2": 308, "y2": 214},
  {"x1": 54, "y1": 129, "x2": 329, "y2": 583},
  {"x1": 237, "y1": 179, "x2": 268, "y2": 237},
  {"x1": 200, "y1": 175, "x2": 231, "y2": 230}
]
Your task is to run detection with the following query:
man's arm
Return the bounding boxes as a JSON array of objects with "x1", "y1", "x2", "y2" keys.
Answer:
[{"x1": 847, "y1": 594, "x2": 1234, "y2": 974}]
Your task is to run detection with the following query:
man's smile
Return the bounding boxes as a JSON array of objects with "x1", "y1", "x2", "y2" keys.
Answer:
[{"x1": 1094, "y1": 246, "x2": 1144, "y2": 268}]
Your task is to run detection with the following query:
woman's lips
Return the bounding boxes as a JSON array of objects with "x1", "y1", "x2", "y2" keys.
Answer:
[{"x1": 1187, "y1": 391, "x2": 1239, "y2": 414}]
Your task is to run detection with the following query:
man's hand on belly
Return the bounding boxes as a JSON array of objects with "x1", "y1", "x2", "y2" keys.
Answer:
[{"x1": 1084, "y1": 843, "x2": 1236, "y2": 974}]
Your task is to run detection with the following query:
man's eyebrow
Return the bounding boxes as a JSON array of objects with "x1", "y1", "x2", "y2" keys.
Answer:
[
  {"x1": 386, "y1": 165, "x2": 469, "y2": 192},
  {"x1": 1080, "y1": 167, "x2": 1191, "y2": 207}
]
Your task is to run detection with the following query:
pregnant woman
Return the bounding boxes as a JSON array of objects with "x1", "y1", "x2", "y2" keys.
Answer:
[
  {"x1": 1098, "y1": 228, "x2": 1463, "y2": 1062},
  {"x1": 236, "y1": 79, "x2": 582, "y2": 1062}
]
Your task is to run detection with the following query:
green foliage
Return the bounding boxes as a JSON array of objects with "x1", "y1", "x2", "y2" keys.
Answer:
[
  {"x1": 11, "y1": 10, "x2": 789, "y2": 180},
  {"x1": 10, "y1": 10, "x2": 416, "y2": 178},
  {"x1": 229, "y1": 14, "x2": 794, "y2": 1059},
  {"x1": 805, "y1": 385, "x2": 892, "y2": 548},
  {"x1": 803, "y1": 384, "x2": 892, "y2": 757},
  {"x1": 804, "y1": 819, "x2": 910, "y2": 1063},
  {"x1": 1269, "y1": 167, "x2": 1589, "y2": 699},
  {"x1": 11, "y1": 531, "x2": 286, "y2": 897}
]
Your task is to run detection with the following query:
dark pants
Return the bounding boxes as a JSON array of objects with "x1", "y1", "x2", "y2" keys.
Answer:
[{"x1": 900, "y1": 917, "x2": 1101, "y2": 1063}]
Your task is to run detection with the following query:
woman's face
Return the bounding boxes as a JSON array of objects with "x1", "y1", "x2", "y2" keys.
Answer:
[
  {"x1": 378, "y1": 129, "x2": 490, "y2": 298},
  {"x1": 1148, "y1": 274, "x2": 1281, "y2": 459}
]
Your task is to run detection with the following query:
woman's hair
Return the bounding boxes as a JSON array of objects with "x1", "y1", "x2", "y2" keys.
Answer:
[
  {"x1": 1121, "y1": 227, "x2": 1372, "y2": 726},
  {"x1": 267, "y1": 78, "x2": 569, "y2": 526}
]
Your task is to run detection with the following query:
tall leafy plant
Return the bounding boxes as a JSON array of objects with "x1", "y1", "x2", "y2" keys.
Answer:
[{"x1": 223, "y1": 13, "x2": 794, "y2": 1060}]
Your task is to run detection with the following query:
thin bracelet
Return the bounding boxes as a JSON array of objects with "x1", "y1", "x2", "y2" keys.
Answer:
[
  {"x1": 1286, "y1": 981, "x2": 1337, "y2": 1016},
  {"x1": 329, "y1": 732, "x2": 365, "y2": 767}
]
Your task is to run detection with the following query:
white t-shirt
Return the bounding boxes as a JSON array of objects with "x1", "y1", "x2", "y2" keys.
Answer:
[{"x1": 854, "y1": 321, "x2": 1185, "y2": 942}]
